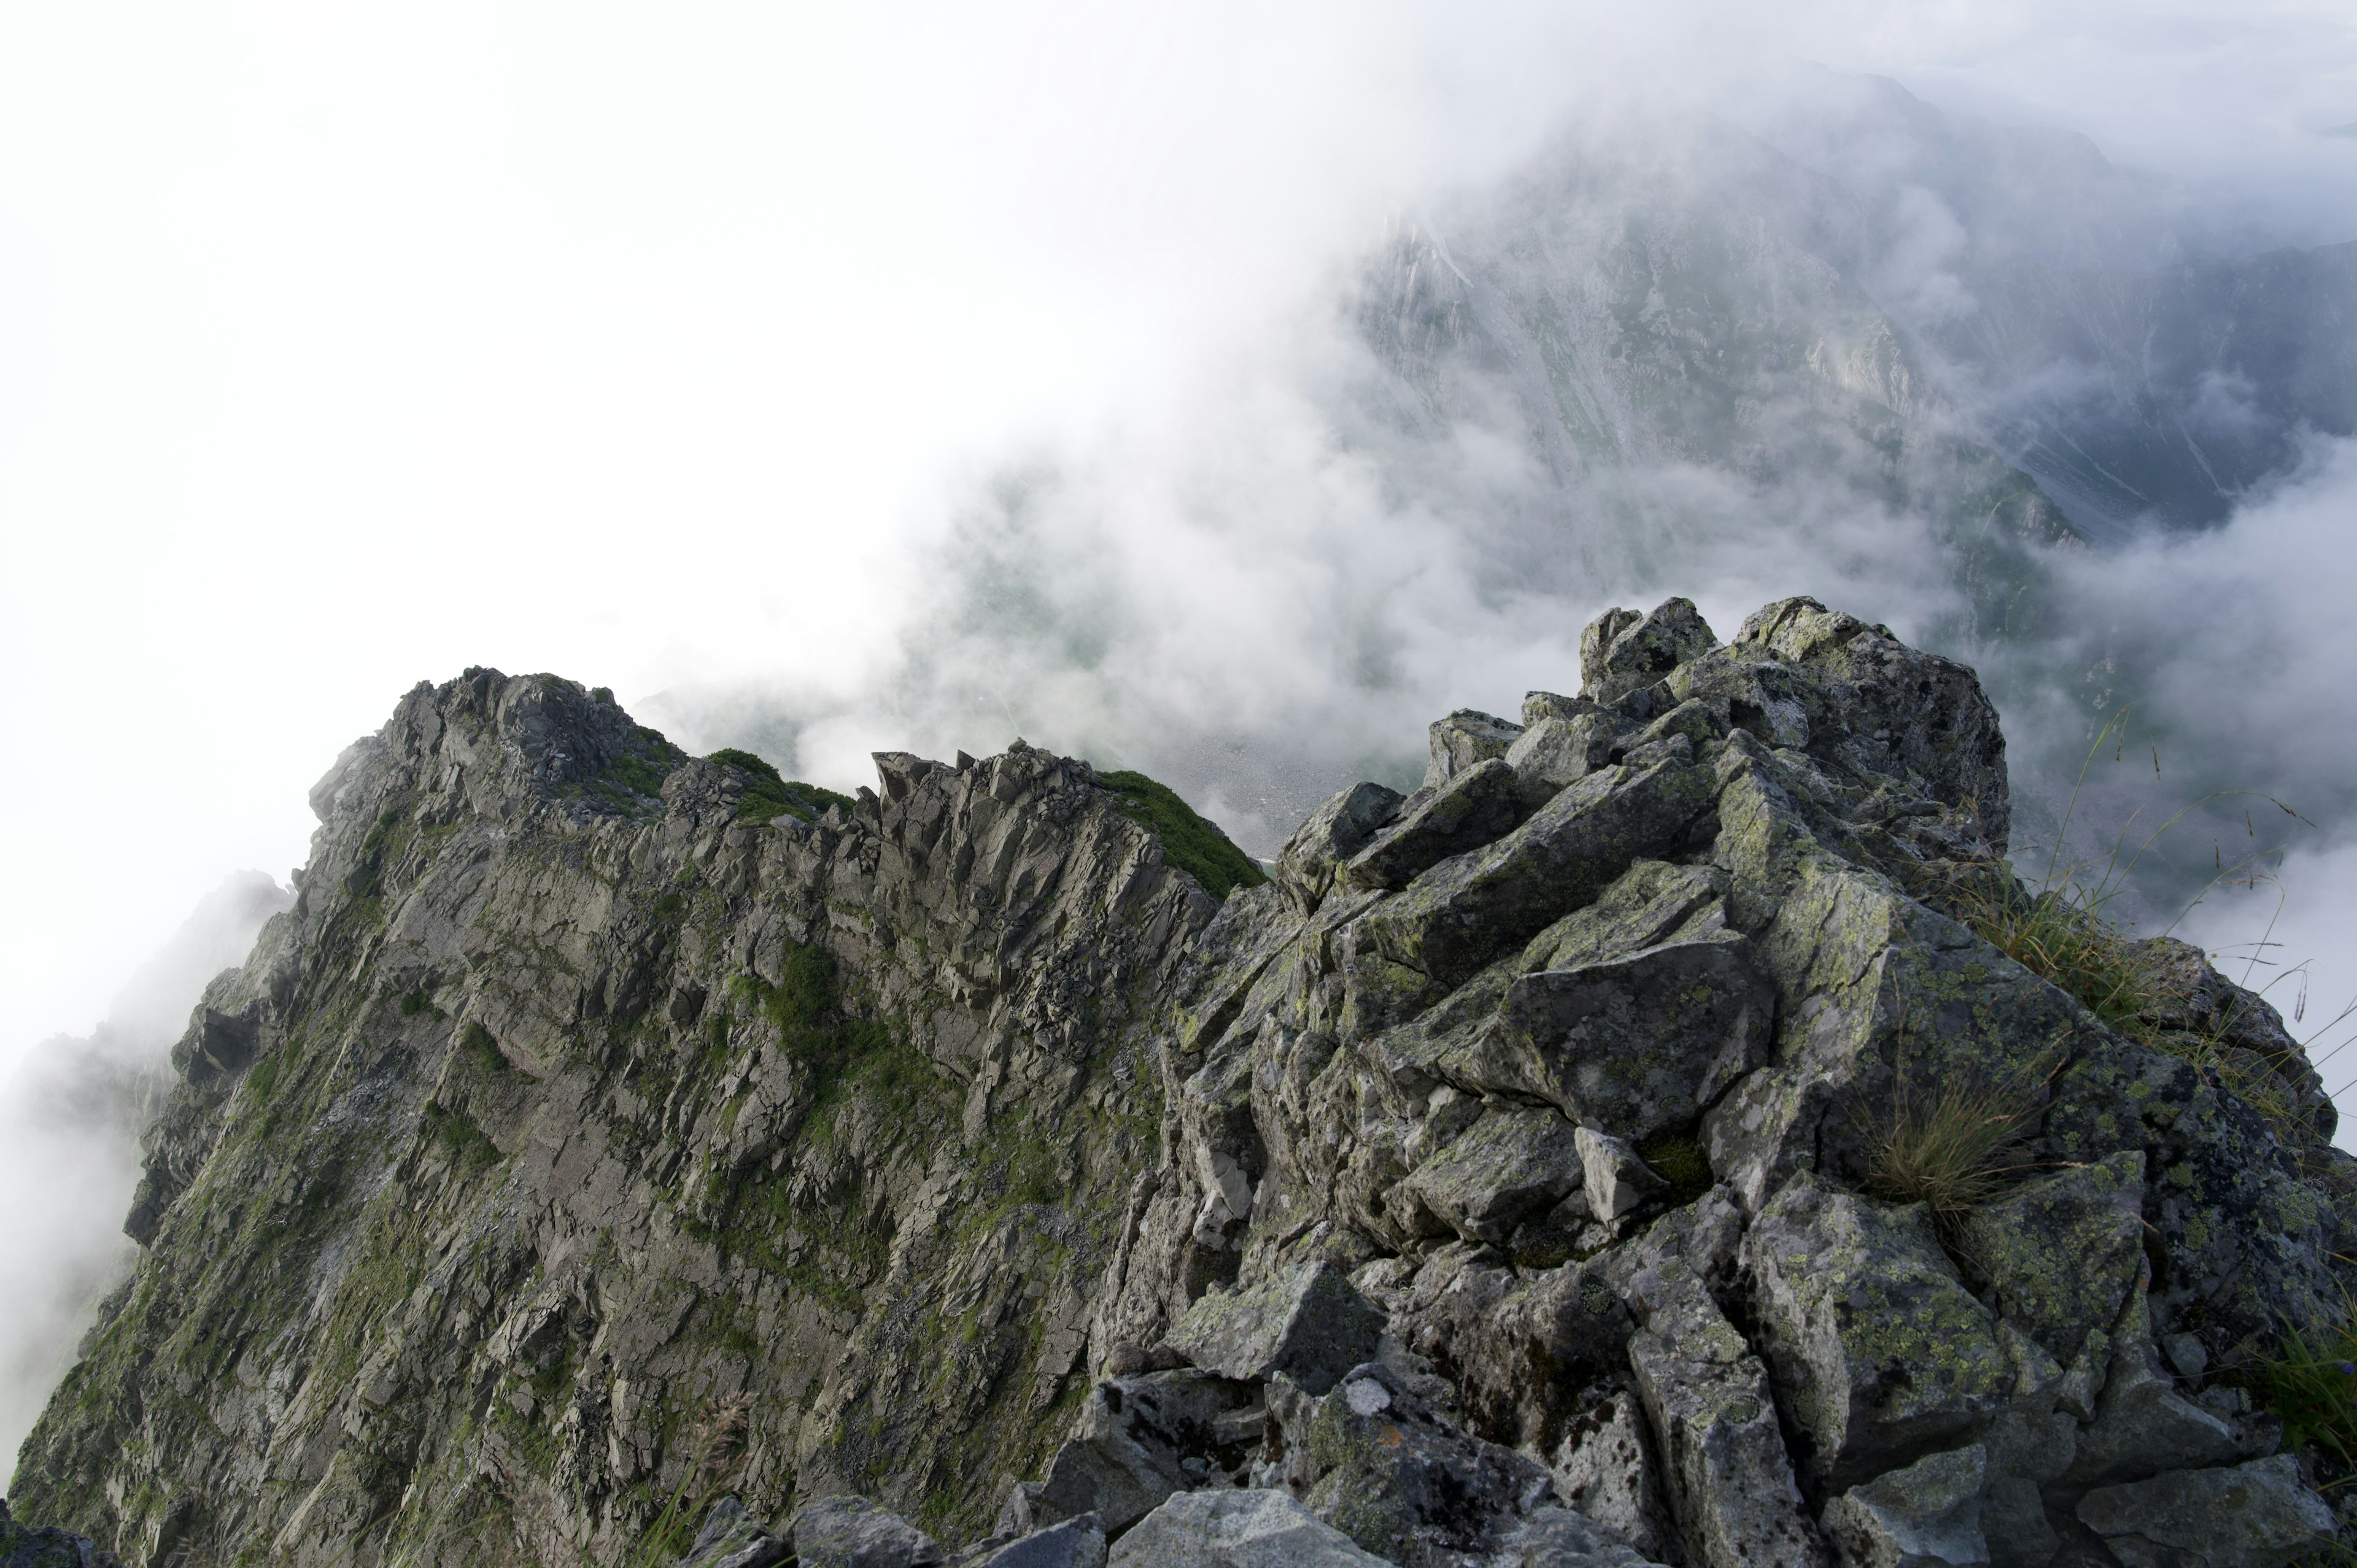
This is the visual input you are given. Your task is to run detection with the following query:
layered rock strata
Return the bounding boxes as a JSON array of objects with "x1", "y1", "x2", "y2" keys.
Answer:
[{"x1": 11, "y1": 598, "x2": 2351, "y2": 1568}]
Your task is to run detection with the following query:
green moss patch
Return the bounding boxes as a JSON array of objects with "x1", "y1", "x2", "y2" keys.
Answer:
[
  {"x1": 708, "y1": 748, "x2": 859, "y2": 825},
  {"x1": 581, "y1": 727, "x2": 688, "y2": 816},
  {"x1": 1096, "y1": 769, "x2": 1268, "y2": 901}
]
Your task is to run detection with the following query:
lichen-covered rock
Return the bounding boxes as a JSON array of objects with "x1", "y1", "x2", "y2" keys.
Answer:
[
  {"x1": 1353, "y1": 755, "x2": 1718, "y2": 987},
  {"x1": 1164, "y1": 1262, "x2": 1383, "y2": 1396},
  {"x1": 1035, "y1": 1372, "x2": 1259, "y2": 1532},
  {"x1": 1424, "y1": 710, "x2": 1526, "y2": 789},
  {"x1": 1473, "y1": 936, "x2": 1772, "y2": 1143},
  {"x1": 1626, "y1": 1263, "x2": 1829, "y2": 1568},
  {"x1": 1266, "y1": 1361, "x2": 1562, "y2": 1567},
  {"x1": 1506, "y1": 710, "x2": 1624, "y2": 808},
  {"x1": 1743, "y1": 1176, "x2": 2013, "y2": 1491},
  {"x1": 1107, "y1": 1491, "x2": 1387, "y2": 1568},
  {"x1": 1344, "y1": 759, "x2": 1523, "y2": 892},
  {"x1": 2076, "y1": 1455, "x2": 2336, "y2": 1568},
  {"x1": 1275, "y1": 784, "x2": 1406, "y2": 915},
  {"x1": 1581, "y1": 599, "x2": 1719, "y2": 707},
  {"x1": 1952, "y1": 1151, "x2": 2145, "y2": 1367},
  {"x1": 1388, "y1": 1105, "x2": 1585, "y2": 1245},
  {"x1": 1542, "y1": 1382, "x2": 1678, "y2": 1563}
]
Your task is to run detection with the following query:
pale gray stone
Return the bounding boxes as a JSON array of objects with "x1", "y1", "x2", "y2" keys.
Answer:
[
  {"x1": 1576, "y1": 1127, "x2": 1668, "y2": 1220},
  {"x1": 1107, "y1": 1491, "x2": 1390, "y2": 1568}
]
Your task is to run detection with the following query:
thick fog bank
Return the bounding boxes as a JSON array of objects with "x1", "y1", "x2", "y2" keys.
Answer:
[
  {"x1": 1, "y1": 873, "x2": 290, "y2": 1475},
  {"x1": 649, "y1": 77, "x2": 2357, "y2": 1118}
]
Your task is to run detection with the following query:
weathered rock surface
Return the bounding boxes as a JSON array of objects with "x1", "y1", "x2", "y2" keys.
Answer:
[
  {"x1": 680, "y1": 1497, "x2": 791, "y2": 1568},
  {"x1": 13, "y1": 596, "x2": 2353, "y2": 1567},
  {"x1": 0, "y1": 1499, "x2": 125, "y2": 1568},
  {"x1": 792, "y1": 1494, "x2": 944, "y2": 1568},
  {"x1": 1109, "y1": 1491, "x2": 1387, "y2": 1568},
  {"x1": 1165, "y1": 1263, "x2": 1383, "y2": 1396},
  {"x1": 2076, "y1": 1455, "x2": 2335, "y2": 1568}
]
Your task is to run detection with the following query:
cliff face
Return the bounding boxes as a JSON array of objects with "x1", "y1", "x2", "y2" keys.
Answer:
[
  {"x1": 12, "y1": 670, "x2": 1220, "y2": 1561},
  {"x1": 14, "y1": 600, "x2": 2354, "y2": 1567}
]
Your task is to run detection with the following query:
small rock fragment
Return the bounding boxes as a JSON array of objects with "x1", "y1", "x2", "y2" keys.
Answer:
[
  {"x1": 1819, "y1": 1445, "x2": 1989, "y2": 1568},
  {"x1": 1577, "y1": 1127, "x2": 1668, "y2": 1220}
]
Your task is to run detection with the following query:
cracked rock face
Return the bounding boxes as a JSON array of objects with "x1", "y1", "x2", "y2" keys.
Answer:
[{"x1": 11, "y1": 597, "x2": 2354, "y2": 1568}]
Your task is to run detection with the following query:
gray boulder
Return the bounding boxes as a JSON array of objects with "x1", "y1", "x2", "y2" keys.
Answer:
[
  {"x1": 1581, "y1": 600, "x2": 1719, "y2": 707},
  {"x1": 1725, "y1": 598, "x2": 2008, "y2": 848},
  {"x1": 1268, "y1": 1361, "x2": 1558, "y2": 1567},
  {"x1": 791, "y1": 1496, "x2": 943, "y2": 1568},
  {"x1": 1470, "y1": 936, "x2": 1771, "y2": 1144},
  {"x1": 1819, "y1": 1445, "x2": 1989, "y2": 1568},
  {"x1": 2076, "y1": 1456, "x2": 2336, "y2": 1568},
  {"x1": 1506, "y1": 711, "x2": 1625, "y2": 807},
  {"x1": 1035, "y1": 1370, "x2": 1261, "y2": 1534},
  {"x1": 1354, "y1": 756, "x2": 1718, "y2": 987},
  {"x1": 1425, "y1": 709, "x2": 1526, "y2": 788},
  {"x1": 1390, "y1": 1104, "x2": 1585, "y2": 1245},
  {"x1": 1275, "y1": 782, "x2": 1406, "y2": 913},
  {"x1": 1625, "y1": 1262, "x2": 1829, "y2": 1568},
  {"x1": 1344, "y1": 759, "x2": 1523, "y2": 892},
  {"x1": 1742, "y1": 1176, "x2": 2011, "y2": 1491},
  {"x1": 1951, "y1": 1151, "x2": 2145, "y2": 1369},
  {"x1": 1166, "y1": 1262, "x2": 1384, "y2": 1396},
  {"x1": 680, "y1": 1497, "x2": 791, "y2": 1568},
  {"x1": 1392, "y1": 1248, "x2": 1634, "y2": 1453},
  {"x1": 1107, "y1": 1491, "x2": 1390, "y2": 1568}
]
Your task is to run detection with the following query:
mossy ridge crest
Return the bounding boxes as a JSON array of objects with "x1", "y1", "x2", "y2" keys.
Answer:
[{"x1": 1094, "y1": 767, "x2": 1268, "y2": 901}]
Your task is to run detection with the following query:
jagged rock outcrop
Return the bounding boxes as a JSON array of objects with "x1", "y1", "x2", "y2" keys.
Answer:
[
  {"x1": 12, "y1": 598, "x2": 2353, "y2": 1567},
  {"x1": 12, "y1": 671, "x2": 1224, "y2": 1562}
]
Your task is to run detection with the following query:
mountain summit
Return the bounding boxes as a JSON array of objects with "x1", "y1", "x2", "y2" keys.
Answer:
[{"x1": 10, "y1": 601, "x2": 2348, "y2": 1565}]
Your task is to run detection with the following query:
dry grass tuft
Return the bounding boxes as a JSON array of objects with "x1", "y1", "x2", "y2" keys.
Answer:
[{"x1": 1864, "y1": 1070, "x2": 2045, "y2": 1229}]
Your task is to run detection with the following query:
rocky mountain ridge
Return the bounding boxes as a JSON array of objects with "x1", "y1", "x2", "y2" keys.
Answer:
[{"x1": 9, "y1": 597, "x2": 2351, "y2": 1567}]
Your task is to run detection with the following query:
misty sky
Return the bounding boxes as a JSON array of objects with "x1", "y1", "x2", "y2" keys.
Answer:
[{"x1": 5, "y1": 0, "x2": 2357, "y2": 1083}]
